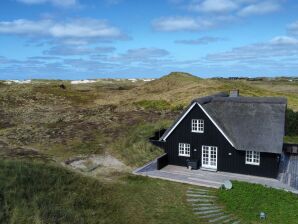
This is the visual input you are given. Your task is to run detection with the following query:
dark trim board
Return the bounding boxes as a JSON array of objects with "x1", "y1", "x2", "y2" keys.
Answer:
[{"x1": 158, "y1": 104, "x2": 280, "y2": 178}]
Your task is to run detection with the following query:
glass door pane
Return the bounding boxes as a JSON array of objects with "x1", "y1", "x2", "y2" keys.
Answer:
[{"x1": 201, "y1": 146, "x2": 217, "y2": 170}]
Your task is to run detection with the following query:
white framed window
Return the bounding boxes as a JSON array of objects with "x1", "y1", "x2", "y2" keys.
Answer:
[
  {"x1": 192, "y1": 119, "x2": 204, "y2": 133},
  {"x1": 245, "y1": 151, "x2": 260, "y2": 165},
  {"x1": 178, "y1": 143, "x2": 190, "y2": 157}
]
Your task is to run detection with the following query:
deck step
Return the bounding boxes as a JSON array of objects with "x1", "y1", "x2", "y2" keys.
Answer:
[
  {"x1": 187, "y1": 191, "x2": 209, "y2": 195},
  {"x1": 187, "y1": 194, "x2": 216, "y2": 198},
  {"x1": 187, "y1": 198, "x2": 213, "y2": 202},
  {"x1": 193, "y1": 206, "x2": 220, "y2": 211},
  {"x1": 192, "y1": 203, "x2": 215, "y2": 207},
  {"x1": 187, "y1": 186, "x2": 240, "y2": 224},
  {"x1": 232, "y1": 221, "x2": 240, "y2": 224},
  {"x1": 192, "y1": 203, "x2": 214, "y2": 207},
  {"x1": 209, "y1": 215, "x2": 230, "y2": 223},
  {"x1": 187, "y1": 190, "x2": 209, "y2": 194},
  {"x1": 194, "y1": 209, "x2": 222, "y2": 215},
  {"x1": 201, "y1": 212, "x2": 225, "y2": 219},
  {"x1": 222, "y1": 217, "x2": 237, "y2": 223},
  {"x1": 188, "y1": 188, "x2": 209, "y2": 192}
]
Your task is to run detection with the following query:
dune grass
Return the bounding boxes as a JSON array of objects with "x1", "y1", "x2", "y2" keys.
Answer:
[
  {"x1": 1, "y1": 73, "x2": 298, "y2": 224},
  {"x1": 217, "y1": 181, "x2": 298, "y2": 224},
  {"x1": 111, "y1": 121, "x2": 172, "y2": 167},
  {"x1": 134, "y1": 100, "x2": 171, "y2": 111},
  {"x1": 0, "y1": 159, "x2": 197, "y2": 224}
]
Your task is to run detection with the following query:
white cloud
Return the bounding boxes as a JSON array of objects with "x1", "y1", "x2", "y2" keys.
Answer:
[
  {"x1": 16, "y1": 0, "x2": 78, "y2": 7},
  {"x1": 43, "y1": 45, "x2": 115, "y2": 56},
  {"x1": 189, "y1": 0, "x2": 238, "y2": 13},
  {"x1": 113, "y1": 48, "x2": 170, "y2": 63},
  {"x1": 175, "y1": 36, "x2": 226, "y2": 45},
  {"x1": 288, "y1": 21, "x2": 298, "y2": 36},
  {"x1": 155, "y1": 1, "x2": 282, "y2": 32},
  {"x1": 152, "y1": 17, "x2": 213, "y2": 32},
  {"x1": 205, "y1": 36, "x2": 298, "y2": 62},
  {"x1": 270, "y1": 36, "x2": 298, "y2": 45},
  {"x1": 238, "y1": 1, "x2": 280, "y2": 16},
  {"x1": 0, "y1": 18, "x2": 125, "y2": 40}
]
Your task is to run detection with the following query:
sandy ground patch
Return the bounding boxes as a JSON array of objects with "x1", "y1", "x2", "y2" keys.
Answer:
[{"x1": 65, "y1": 154, "x2": 131, "y2": 177}]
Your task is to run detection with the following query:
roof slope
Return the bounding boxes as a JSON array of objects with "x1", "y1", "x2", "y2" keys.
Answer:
[
  {"x1": 202, "y1": 96, "x2": 286, "y2": 153},
  {"x1": 161, "y1": 92, "x2": 287, "y2": 154}
]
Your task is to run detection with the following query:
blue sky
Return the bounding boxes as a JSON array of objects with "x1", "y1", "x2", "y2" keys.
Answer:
[{"x1": 1, "y1": 0, "x2": 298, "y2": 80}]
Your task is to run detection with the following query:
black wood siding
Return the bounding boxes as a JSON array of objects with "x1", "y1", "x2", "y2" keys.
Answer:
[
  {"x1": 157, "y1": 154, "x2": 168, "y2": 170},
  {"x1": 162, "y1": 104, "x2": 280, "y2": 178}
]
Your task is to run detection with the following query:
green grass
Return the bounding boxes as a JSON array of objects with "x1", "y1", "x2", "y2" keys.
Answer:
[
  {"x1": 217, "y1": 181, "x2": 298, "y2": 224},
  {"x1": 134, "y1": 100, "x2": 172, "y2": 110},
  {"x1": 284, "y1": 136, "x2": 298, "y2": 144},
  {"x1": 111, "y1": 121, "x2": 171, "y2": 167},
  {"x1": 0, "y1": 159, "x2": 197, "y2": 224}
]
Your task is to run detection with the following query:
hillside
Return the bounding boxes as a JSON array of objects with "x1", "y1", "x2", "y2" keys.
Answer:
[
  {"x1": 0, "y1": 72, "x2": 298, "y2": 223},
  {"x1": 0, "y1": 160, "x2": 198, "y2": 224},
  {"x1": 1, "y1": 72, "x2": 298, "y2": 165}
]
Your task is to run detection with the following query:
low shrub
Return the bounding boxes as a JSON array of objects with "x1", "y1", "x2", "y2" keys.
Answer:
[
  {"x1": 134, "y1": 100, "x2": 171, "y2": 111},
  {"x1": 286, "y1": 108, "x2": 298, "y2": 136}
]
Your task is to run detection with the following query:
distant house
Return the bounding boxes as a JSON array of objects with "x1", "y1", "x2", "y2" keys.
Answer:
[{"x1": 151, "y1": 91, "x2": 287, "y2": 178}]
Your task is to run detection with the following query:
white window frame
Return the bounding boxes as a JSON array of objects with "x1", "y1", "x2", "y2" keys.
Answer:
[
  {"x1": 191, "y1": 119, "x2": 204, "y2": 133},
  {"x1": 178, "y1": 143, "x2": 190, "y2": 157},
  {"x1": 245, "y1": 150, "x2": 260, "y2": 166}
]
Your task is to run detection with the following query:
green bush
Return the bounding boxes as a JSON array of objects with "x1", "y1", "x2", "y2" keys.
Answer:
[
  {"x1": 134, "y1": 100, "x2": 171, "y2": 110},
  {"x1": 171, "y1": 104, "x2": 185, "y2": 111},
  {"x1": 286, "y1": 108, "x2": 298, "y2": 136}
]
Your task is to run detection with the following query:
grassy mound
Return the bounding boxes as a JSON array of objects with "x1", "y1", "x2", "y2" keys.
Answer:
[
  {"x1": 217, "y1": 181, "x2": 298, "y2": 223},
  {"x1": 111, "y1": 121, "x2": 171, "y2": 167},
  {"x1": 0, "y1": 160, "x2": 197, "y2": 224},
  {"x1": 134, "y1": 100, "x2": 171, "y2": 110}
]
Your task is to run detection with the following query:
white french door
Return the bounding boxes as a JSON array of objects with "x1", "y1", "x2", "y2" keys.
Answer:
[{"x1": 201, "y1": 146, "x2": 217, "y2": 170}]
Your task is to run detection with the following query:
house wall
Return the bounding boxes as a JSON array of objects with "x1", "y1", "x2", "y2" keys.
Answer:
[{"x1": 162, "y1": 104, "x2": 280, "y2": 178}]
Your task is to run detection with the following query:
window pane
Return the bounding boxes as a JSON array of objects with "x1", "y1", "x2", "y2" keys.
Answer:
[
  {"x1": 192, "y1": 119, "x2": 204, "y2": 132},
  {"x1": 179, "y1": 143, "x2": 190, "y2": 156},
  {"x1": 246, "y1": 150, "x2": 260, "y2": 165}
]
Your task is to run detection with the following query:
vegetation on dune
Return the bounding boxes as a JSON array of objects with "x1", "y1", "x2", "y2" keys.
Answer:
[
  {"x1": 286, "y1": 108, "x2": 298, "y2": 136},
  {"x1": 0, "y1": 160, "x2": 197, "y2": 224},
  {"x1": 111, "y1": 121, "x2": 172, "y2": 167},
  {"x1": 162, "y1": 72, "x2": 202, "y2": 81},
  {"x1": 133, "y1": 99, "x2": 184, "y2": 111},
  {"x1": 217, "y1": 181, "x2": 298, "y2": 224},
  {"x1": 134, "y1": 100, "x2": 171, "y2": 111},
  {"x1": 284, "y1": 108, "x2": 298, "y2": 143},
  {"x1": 1, "y1": 73, "x2": 298, "y2": 223}
]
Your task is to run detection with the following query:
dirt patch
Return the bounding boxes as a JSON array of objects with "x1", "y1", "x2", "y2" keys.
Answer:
[{"x1": 65, "y1": 154, "x2": 131, "y2": 176}]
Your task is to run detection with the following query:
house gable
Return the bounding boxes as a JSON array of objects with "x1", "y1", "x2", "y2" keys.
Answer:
[
  {"x1": 160, "y1": 102, "x2": 235, "y2": 148},
  {"x1": 162, "y1": 103, "x2": 236, "y2": 168}
]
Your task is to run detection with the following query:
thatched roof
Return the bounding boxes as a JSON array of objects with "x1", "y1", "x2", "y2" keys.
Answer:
[{"x1": 160, "y1": 92, "x2": 287, "y2": 154}]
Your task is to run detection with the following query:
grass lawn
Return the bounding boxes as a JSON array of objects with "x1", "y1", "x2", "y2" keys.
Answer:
[
  {"x1": 0, "y1": 159, "x2": 198, "y2": 224},
  {"x1": 217, "y1": 181, "x2": 298, "y2": 224},
  {"x1": 284, "y1": 135, "x2": 298, "y2": 144}
]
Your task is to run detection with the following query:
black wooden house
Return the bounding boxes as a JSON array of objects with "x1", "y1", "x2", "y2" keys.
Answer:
[{"x1": 151, "y1": 91, "x2": 287, "y2": 178}]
